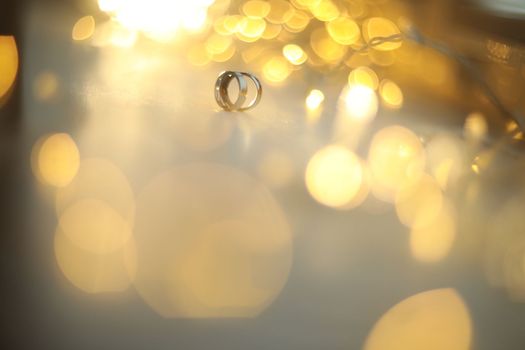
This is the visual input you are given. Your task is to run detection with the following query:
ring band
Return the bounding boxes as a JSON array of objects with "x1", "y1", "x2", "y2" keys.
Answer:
[{"x1": 215, "y1": 71, "x2": 262, "y2": 111}]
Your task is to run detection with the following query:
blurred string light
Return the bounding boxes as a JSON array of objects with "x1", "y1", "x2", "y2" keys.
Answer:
[
  {"x1": 130, "y1": 163, "x2": 292, "y2": 318},
  {"x1": 305, "y1": 89, "x2": 324, "y2": 111},
  {"x1": 368, "y1": 125, "x2": 425, "y2": 203},
  {"x1": 364, "y1": 288, "x2": 472, "y2": 350},
  {"x1": 72, "y1": 15, "x2": 96, "y2": 41},
  {"x1": 31, "y1": 133, "x2": 80, "y2": 188},
  {"x1": 91, "y1": 0, "x2": 523, "y2": 140},
  {"x1": 305, "y1": 145, "x2": 365, "y2": 209},
  {"x1": 0, "y1": 36, "x2": 18, "y2": 101},
  {"x1": 97, "y1": 0, "x2": 217, "y2": 41}
]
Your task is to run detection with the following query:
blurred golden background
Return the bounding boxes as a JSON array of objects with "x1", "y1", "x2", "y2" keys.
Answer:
[{"x1": 2, "y1": 0, "x2": 525, "y2": 349}]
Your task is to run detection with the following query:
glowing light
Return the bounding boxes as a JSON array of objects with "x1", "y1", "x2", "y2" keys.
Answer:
[
  {"x1": 265, "y1": 0, "x2": 294, "y2": 24},
  {"x1": 363, "y1": 17, "x2": 402, "y2": 51},
  {"x1": 54, "y1": 227, "x2": 136, "y2": 294},
  {"x1": 379, "y1": 79, "x2": 403, "y2": 109},
  {"x1": 284, "y1": 10, "x2": 310, "y2": 33},
  {"x1": 411, "y1": 199, "x2": 456, "y2": 263},
  {"x1": 326, "y1": 17, "x2": 360, "y2": 45},
  {"x1": 343, "y1": 84, "x2": 378, "y2": 122},
  {"x1": 58, "y1": 198, "x2": 132, "y2": 254},
  {"x1": 310, "y1": 27, "x2": 347, "y2": 63},
  {"x1": 55, "y1": 158, "x2": 135, "y2": 223},
  {"x1": 242, "y1": 0, "x2": 271, "y2": 18},
  {"x1": 97, "y1": 0, "x2": 215, "y2": 41},
  {"x1": 306, "y1": 89, "x2": 325, "y2": 110},
  {"x1": 0, "y1": 36, "x2": 18, "y2": 100},
  {"x1": 262, "y1": 23, "x2": 282, "y2": 39},
  {"x1": 310, "y1": 0, "x2": 340, "y2": 22},
  {"x1": 283, "y1": 44, "x2": 307, "y2": 65},
  {"x1": 348, "y1": 66, "x2": 379, "y2": 90},
  {"x1": 369, "y1": 49, "x2": 396, "y2": 67},
  {"x1": 426, "y1": 135, "x2": 465, "y2": 190},
  {"x1": 239, "y1": 17, "x2": 266, "y2": 39},
  {"x1": 395, "y1": 174, "x2": 443, "y2": 230},
  {"x1": 33, "y1": 133, "x2": 80, "y2": 188},
  {"x1": 368, "y1": 126, "x2": 425, "y2": 202},
  {"x1": 133, "y1": 163, "x2": 292, "y2": 318},
  {"x1": 262, "y1": 56, "x2": 292, "y2": 84},
  {"x1": 187, "y1": 44, "x2": 211, "y2": 66},
  {"x1": 365, "y1": 289, "x2": 472, "y2": 350},
  {"x1": 205, "y1": 33, "x2": 233, "y2": 55},
  {"x1": 72, "y1": 16, "x2": 95, "y2": 41},
  {"x1": 305, "y1": 145, "x2": 363, "y2": 208},
  {"x1": 464, "y1": 112, "x2": 488, "y2": 141},
  {"x1": 224, "y1": 15, "x2": 243, "y2": 33}
]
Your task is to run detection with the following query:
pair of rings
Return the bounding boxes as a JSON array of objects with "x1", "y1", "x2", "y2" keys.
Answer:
[{"x1": 215, "y1": 71, "x2": 262, "y2": 111}]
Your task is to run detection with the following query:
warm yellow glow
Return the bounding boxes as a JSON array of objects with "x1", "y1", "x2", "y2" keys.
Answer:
[
  {"x1": 365, "y1": 288, "x2": 472, "y2": 350},
  {"x1": 133, "y1": 163, "x2": 292, "y2": 318},
  {"x1": 363, "y1": 17, "x2": 402, "y2": 51},
  {"x1": 310, "y1": 27, "x2": 347, "y2": 63},
  {"x1": 348, "y1": 66, "x2": 379, "y2": 90},
  {"x1": 97, "y1": 0, "x2": 214, "y2": 41},
  {"x1": 426, "y1": 135, "x2": 465, "y2": 190},
  {"x1": 471, "y1": 162, "x2": 480, "y2": 174},
  {"x1": 293, "y1": 0, "x2": 322, "y2": 8},
  {"x1": 242, "y1": 0, "x2": 271, "y2": 18},
  {"x1": 210, "y1": 44, "x2": 236, "y2": 61},
  {"x1": 91, "y1": 21, "x2": 137, "y2": 47},
  {"x1": 343, "y1": 84, "x2": 378, "y2": 122},
  {"x1": 368, "y1": 126, "x2": 425, "y2": 202},
  {"x1": 506, "y1": 120, "x2": 519, "y2": 133},
  {"x1": 305, "y1": 145, "x2": 363, "y2": 208},
  {"x1": 395, "y1": 174, "x2": 443, "y2": 229},
  {"x1": 257, "y1": 150, "x2": 295, "y2": 188},
  {"x1": 205, "y1": 33, "x2": 233, "y2": 55},
  {"x1": 283, "y1": 44, "x2": 307, "y2": 65},
  {"x1": 369, "y1": 49, "x2": 396, "y2": 67},
  {"x1": 464, "y1": 112, "x2": 488, "y2": 141},
  {"x1": 379, "y1": 79, "x2": 403, "y2": 108},
  {"x1": 187, "y1": 44, "x2": 211, "y2": 66},
  {"x1": 58, "y1": 198, "x2": 132, "y2": 254},
  {"x1": 55, "y1": 158, "x2": 135, "y2": 223},
  {"x1": 72, "y1": 16, "x2": 96, "y2": 41},
  {"x1": 310, "y1": 0, "x2": 340, "y2": 22},
  {"x1": 410, "y1": 199, "x2": 456, "y2": 263},
  {"x1": 33, "y1": 71, "x2": 59, "y2": 101},
  {"x1": 265, "y1": 0, "x2": 294, "y2": 24},
  {"x1": 262, "y1": 56, "x2": 292, "y2": 84},
  {"x1": 306, "y1": 89, "x2": 325, "y2": 110},
  {"x1": 54, "y1": 227, "x2": 136, "y2": 294},
  {"x1": 35, "y1": 133, "x2": 80, "y2": 188},
  {"x1": 0, "y1": 36, "x2": 18, "y2": 100},
  {"x1": 223, "y1": 15, "x2": 243, "y2": 33},
  {"x1": 261, "y1": 23, "x2": 282, "y2": 39},
  {"x1": 239, "y1": 17, "x2": 266, "y2": 39},
  {"x1": 326, "y1": 17, "x2": 360, "y2": 45},
  {"x1": 284, "y1": 10, "x2": 310, "y2": 33}
]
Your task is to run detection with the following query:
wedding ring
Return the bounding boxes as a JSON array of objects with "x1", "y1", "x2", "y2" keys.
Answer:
[{"x1": 215, "y1": 71, "x2": 262, "y2": 111}]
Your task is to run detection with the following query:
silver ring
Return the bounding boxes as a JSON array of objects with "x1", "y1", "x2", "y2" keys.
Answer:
[{"x1": 215, "y1": 71, "x2": 262, "y2": 111}]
